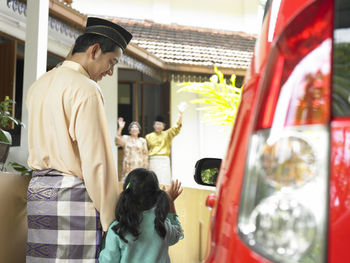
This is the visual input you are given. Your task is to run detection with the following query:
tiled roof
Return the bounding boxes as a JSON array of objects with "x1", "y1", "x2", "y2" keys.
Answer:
[{"x1": 110, "y1": 18, "x2": 257, "y2": 70}]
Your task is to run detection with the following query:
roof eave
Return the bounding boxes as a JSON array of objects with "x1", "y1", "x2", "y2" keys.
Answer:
[
  {"x1": 49, "y1": 0, "x2": 86, "y2": 29},
  {"x1": 125, "y1": 42, "x2": 165, "y2": 69},
  {"x1": 126, "y1": 43, "x2": 247, "y2": 76},
  {"x1": 164, "y1": 63, "x2": 247, "y2": 76}
]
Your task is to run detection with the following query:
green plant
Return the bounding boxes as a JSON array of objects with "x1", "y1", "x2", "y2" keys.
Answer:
[
  {"x1": 0, "y1": 96, "x2": 23, "y2": 144},
  {"x1": 201, "y1": 167, "x2": 219, "y2": 185},
  {"x1": 9, "y1": 162, "x2": 33, "y2": 177},
  {"x1": 177, "y1": 66, "x2": 243, "y2": 127}
]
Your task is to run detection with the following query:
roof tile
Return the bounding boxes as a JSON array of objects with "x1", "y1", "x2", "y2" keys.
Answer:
[{"x1": 110, "y1": 17, "x2": 257, "y2": 70}]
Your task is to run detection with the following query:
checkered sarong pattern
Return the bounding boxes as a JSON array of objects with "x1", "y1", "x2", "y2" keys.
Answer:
[{"x1": 26, "y1": 171, "x2": 102, "y2": 263}]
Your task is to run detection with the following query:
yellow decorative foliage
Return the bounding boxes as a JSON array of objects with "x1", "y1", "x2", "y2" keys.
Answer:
[{"x1": 177, "y1": 66, "x2": 243, "y2": 127}]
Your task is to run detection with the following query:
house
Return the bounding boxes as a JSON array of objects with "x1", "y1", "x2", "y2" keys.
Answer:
[
  {"x1": 0, "y1": 0, "x2": 258, "y2": 261},
  {"x1": 0, "y1": 0, "x2": 256, "y2": 186}
]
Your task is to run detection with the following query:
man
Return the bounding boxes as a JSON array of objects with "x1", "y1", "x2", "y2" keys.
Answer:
[
  {"x1": 26, "y1": 17, "x2": 132, "y2": 262},
  {"x1": 145, "y1": 102, "x2": 186, "y2": 185}
]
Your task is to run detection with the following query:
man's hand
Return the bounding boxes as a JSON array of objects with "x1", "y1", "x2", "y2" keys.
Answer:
[{"x1": 177, "y1": 102, "x2": 187, "y2": 115}]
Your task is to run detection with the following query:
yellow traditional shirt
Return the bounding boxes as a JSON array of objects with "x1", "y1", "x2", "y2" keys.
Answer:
[
  {"x1": 26, "y1": 60, "x2": 119, "y2": 231},
  {"x1": 145, "y1": 125, "x2": 181, "y2": 156}
]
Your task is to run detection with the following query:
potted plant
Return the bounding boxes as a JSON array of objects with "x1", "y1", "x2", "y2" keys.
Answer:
[{"x1": 0, "y1": 96, "x2": 23, "y2": 170}]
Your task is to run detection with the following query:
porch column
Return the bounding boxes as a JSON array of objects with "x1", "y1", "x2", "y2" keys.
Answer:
[
  {"x1": 16, "y1": 0, "x2": 49, "y2": 164},
  {"x1": 23, "y1": 0, "x2": 49, "y2": 91}
]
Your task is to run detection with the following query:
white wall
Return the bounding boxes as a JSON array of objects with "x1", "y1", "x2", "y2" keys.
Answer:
[
  {"x1": 98, "y1": 67, "x2": 119, "y2": 166},
  {"x1": 170, "y1": 81, "x2": 231, "y2": 189}
]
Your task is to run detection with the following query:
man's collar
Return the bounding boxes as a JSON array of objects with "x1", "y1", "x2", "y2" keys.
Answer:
[{"x1": 61, "y1": 60, "x2": 90, "y2": 79}]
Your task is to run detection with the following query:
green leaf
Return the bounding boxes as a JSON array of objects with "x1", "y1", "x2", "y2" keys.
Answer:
[
  {"x1": 0, "y1": 97, "x2": 24, "y2": 143},
  {"x1": 8, "y1": 162, "x2": 33, "y2": 177},
  {"x1": 0, "y1": 129, "x2": 11, "y2": 143}
]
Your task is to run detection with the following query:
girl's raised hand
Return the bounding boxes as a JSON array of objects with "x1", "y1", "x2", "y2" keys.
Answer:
[{"x1": 166, "y1": 179, "x2": 183, "y2": 201}]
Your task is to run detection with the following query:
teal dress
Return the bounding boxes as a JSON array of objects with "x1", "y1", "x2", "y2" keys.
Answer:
[{"x1": 98, "y1": 209, "x2": 184, "y2": 263}]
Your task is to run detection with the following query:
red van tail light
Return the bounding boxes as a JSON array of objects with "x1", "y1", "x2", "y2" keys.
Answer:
[
  {"x1": 256, "y1": 0, "x2": 333, "y2": 130},
  {"x1": 261, "y1": 56, "x2": 285, "y2": 128},
  {"x1": 285, "y1": 68, "x2": 331, "y2": 126},
  {"x1": 238, "y1": 126, "x2": 329, "y2": 262},
  {"x1": 237, "y1": 0, "x2": 333, "y2": 262}
]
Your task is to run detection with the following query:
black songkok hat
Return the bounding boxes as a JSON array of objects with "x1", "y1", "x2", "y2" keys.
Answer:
[
  {"x1": 84, "y1": 17, "x2": 133, "y2": 51},
  {"x1": 155, "y1": 115, "x2": 166, "y2": 123}
]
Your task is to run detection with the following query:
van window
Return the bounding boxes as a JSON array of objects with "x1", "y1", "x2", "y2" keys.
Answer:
[{"x1": 332, "y1": 0, "x2": 350, "y2": 116}]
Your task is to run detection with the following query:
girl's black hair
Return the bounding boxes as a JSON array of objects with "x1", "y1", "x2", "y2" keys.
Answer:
[
  {"x1": 72, "y1": 33, "x2": 118, "y2": 55},
  {"x1": 112, "y1": 168, "x2": 170, "y2": 243}
]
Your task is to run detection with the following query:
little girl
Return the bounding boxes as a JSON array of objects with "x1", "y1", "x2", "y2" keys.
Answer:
[{"x1": 98, "y1": 168, "x2": 184, "y2": 263}]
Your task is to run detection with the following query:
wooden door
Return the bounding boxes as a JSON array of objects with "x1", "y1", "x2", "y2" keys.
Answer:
[
  {"x1": 0, "y1": 40, "x2": 17, "y2": 129},
  {"x1": 160, "y1": 81, "x2": 170, "y2": 126},
  {"x1": 0, "y1": 41, "x2": 17, "y2": 102},
  {"x1": 141, "y1": 81, "x2": 170, "y2": 136}
]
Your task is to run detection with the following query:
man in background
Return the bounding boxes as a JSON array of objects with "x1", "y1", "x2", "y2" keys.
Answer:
[{"x1": 146, "y1": 102, "x2": 187, "y2": 185}]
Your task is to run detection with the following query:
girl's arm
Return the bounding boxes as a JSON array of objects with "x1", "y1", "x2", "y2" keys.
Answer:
[
  {"x1": 99, "y1": 223, "x2": 121, "y2": 263},
  {"x1": 165, "y1": 213, "x2": 184, "y2": 246},
  {"x1": 166, "y1": 179, "x2": 183, "y2": 214},
  {"x1": 164, "y1": 180, "x2": 184, "y2": 245}
]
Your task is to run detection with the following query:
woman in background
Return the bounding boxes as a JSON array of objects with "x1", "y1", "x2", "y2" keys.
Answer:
[{"x1": 115, "y1": 117, "x2": 148, "y2": 181}]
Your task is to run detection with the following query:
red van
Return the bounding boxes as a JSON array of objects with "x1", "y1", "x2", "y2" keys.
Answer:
[{"x1": 194, "y1": 0, "x2": 350, "y2": 262}]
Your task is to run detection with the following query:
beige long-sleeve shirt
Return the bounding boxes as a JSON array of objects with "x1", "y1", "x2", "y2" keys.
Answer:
[{"x1": 26, "y1": 61, "x2": 119, "y2": 231}]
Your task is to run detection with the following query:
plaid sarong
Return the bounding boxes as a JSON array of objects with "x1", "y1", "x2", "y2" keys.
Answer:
[{"x1": 26, "y1": 170, "x2": 102, "y2": 262}]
